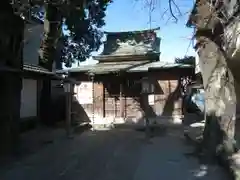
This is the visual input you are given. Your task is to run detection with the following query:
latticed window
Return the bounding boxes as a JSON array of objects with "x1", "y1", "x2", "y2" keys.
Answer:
[
  {"x1": 126, "y1": 79, "x2": 139, "y2": 89},
  {"x1": 124, "y1": 79, "x2": 141, "y2": 96},
  {"x1": 105, "y1": 81, "x2": 120, "y2": 96},
  {"x1": 141, "y1": 77, "x2": 155, "y2": 94}
]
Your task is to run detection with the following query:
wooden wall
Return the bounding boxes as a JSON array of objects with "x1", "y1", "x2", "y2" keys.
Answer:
[
  {"x1": 154, "y1": 80, "x2": 182, "y2": 116},
  {"x1": 72, "y1": 82, "x2": 104, "y2": 124},
  {"x1": 72, "y1": 73, "x2": 183, "y2": 125}
]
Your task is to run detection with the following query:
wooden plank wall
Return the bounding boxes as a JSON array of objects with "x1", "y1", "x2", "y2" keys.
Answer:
[
  {"x1": 72, "y1": 82, "x2": 103, "y2": 124},
  {"x1": 154, "y1": 80, "x2": 182, "y2": 117},
  {"x1": 104, "y1": 87, "x2": 121, "y2": 118},
  {"x1": 73, "y1": 77, "x2": 183, "y2": 124}
]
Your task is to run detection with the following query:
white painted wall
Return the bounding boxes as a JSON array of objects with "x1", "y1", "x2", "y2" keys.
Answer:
[{"x1": 20, "y1": 79, "x2": 37, "y2": 119}]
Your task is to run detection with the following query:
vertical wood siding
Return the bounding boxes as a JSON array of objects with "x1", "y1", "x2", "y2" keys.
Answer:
[{"x1": 73, "y1": 75, "x2": 183, "y2": 124}]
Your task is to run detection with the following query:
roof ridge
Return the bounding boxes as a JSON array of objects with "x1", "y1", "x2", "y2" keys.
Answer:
[{"x1": 104, "y1": 27, "x2": 160, "y2": 34}]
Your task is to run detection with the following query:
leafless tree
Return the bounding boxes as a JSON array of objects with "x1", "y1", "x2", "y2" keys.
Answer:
[{"x1": 134, "y1": 0, "x2": 189, "y2": 23}]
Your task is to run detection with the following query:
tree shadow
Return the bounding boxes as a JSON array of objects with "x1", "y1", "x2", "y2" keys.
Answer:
[
  {"x1": 118, "y1": 78, "x2": 184, "y2": 128},
  {"x1": 71, "y1": 96, "x2": 91, "y2": 127},
  {"x1": 88, "y1": 77, "x2": 185, "y2": 135},
  {"x1": 50, "y1": 84, "x2": 91, "y2": 132},
  {"x1": 161, "y1": 79, "x2": 182, "y2": 117},
  {"x1": 184, "y1": 113, "x2": 238, "y2": 174},
  {"x1": 51, "y1": 93, "x2": 66, "y2": 124},
  {"x1": 120, "y1": 79, "x2": 171, "y2": 138}
]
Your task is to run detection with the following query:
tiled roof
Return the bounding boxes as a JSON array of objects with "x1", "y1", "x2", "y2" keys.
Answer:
[
  {"x1": 104, "y1": 27, "x2": 160, "y2": 35},
  {"x1": 0, "y1": 63, "x2": 60, "y2": 78},
  {"x1": 56, "y1": 65, "x2": 95, "y2": 74},
  {"x1": 56, "y1": 61, "x2": 193, "y2": 75},
  {"x1": 101, "y1": 28, "x2": 160, "y2": 56},
  {"x1": 93, "y1": 53, "x2": 160, "y2": 62},
  {"x1": 88, "y1": 61, "x2": 149, "y2": 74},
  {"x1": 23, "y1": 63, "x2": 54, "y2": 75},
  {"x1": 56, "y1": 61, "x2": 149, "y2": 75},
  {"x1": 129, "y1": 61, "x2": 193, "y2": 72}
]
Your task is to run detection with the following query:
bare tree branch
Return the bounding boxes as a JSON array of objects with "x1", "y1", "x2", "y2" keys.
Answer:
[
  {"x1": 133, "y1": 0, "x2": 185, "y2": 24},
  {"x1": 168, "y1": 0, "x2": 178, "y2": 22},
  {"x1": 170, "y1": 0, "x2": 182, "y2": 17}
]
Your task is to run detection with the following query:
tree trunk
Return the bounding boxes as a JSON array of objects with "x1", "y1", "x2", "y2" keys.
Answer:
[
  {"x1": 0, "y1": 74, "x2": 22, "y2": 156},
  {"x1": 0, "y1": 2, "x2": 24, "y2": 156},
  {"x1": 39, "y1": 2, "x2": 61, "y2": 126},
  {"x1": 197, "y1": 36, "x2": 237, "y2": 161}
]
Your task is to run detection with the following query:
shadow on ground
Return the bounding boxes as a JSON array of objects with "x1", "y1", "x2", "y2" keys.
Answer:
[{"x1": 0, "y1": 119, "x2": 229, "y2": 180}]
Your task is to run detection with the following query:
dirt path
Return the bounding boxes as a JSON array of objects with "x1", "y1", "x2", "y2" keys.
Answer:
[{"x1": 0, "y1": 126, "x2": 228, "y2": 180}]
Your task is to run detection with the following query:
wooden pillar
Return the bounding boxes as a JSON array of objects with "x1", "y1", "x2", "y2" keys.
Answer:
[
  {"x1": 124, "y1": 96, "x2": 127, "y2": 118},
  {"x1": 36, "y1": 80, "x2": 41, "y2": 121},
  {"x1": 103, "y1": 84, "x2": 106, "y2": 118},
  {"x1": 120, "y1": 83, "x2": 124, "y2": 118},
  {"x1": 91, "y1": 75, "x2": 95, "y2": 128},
  {"x1": 142, "y1": 77, "x2": 151, "y2": 138},
  {"x1": 144, "y1": 94, "x2": 150, "y2": 138},
  {"x1": 114, "y1": 97, "x2": 117, "y2": 118},
  {"x1": 65, "y1": 82, "x2": 72, "y2": 137}
]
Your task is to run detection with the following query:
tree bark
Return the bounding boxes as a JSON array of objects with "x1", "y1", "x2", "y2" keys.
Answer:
[
  {"x1": 39, "y1": 2, "x2": 61, "y2": 126},
  {"x1": 197, "y1": 36, "x2": 237, "y2": 161},
  {"x1": 0, "y1": 2, "x2": 24, "y2": 156},
  {"x1": 0, "y1": 74, "x2": 22, "y2": 156}
]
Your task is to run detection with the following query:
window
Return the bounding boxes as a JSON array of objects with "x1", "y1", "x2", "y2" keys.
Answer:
[
  {"x1": 124, "y1": 80, "x2": 141, "y2": 96},
  {"x1": 141, "y1": 81, "x2": 154, "y2": 94},
  {"x1": 106, "y1": 81, "x2": 120, "y2": 96}
]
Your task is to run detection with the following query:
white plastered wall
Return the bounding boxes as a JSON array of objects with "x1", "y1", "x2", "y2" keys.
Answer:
[{"x1": 20, "y1": 79, "x2": 37, "y2": 119}]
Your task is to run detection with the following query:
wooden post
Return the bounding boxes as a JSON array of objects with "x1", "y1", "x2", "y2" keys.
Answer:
[
  {"x1": 103, "y1": 84, "x2": 106, "y2": 118},
  {"x1": 124, "y1": 96, "x2": 127, "y2": 119},
  {"x1": 120, "y1": 83, "x2": 124, "y2": 118},
  {"x1": 142, "y1": 77, "x2": 150, "y2": 138},
  {"x1": 114, "y1": 97, "x2": 116, "y2": 118},
  {"x1": 144, "y1": 94, "x2": 150, "y2": 138},
  {"x1": 91, "y1": 75, "x2": 95, "y2": 130},
  {"x1": 65, "y1": 83, "x2": 72, "y2": 138}
]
